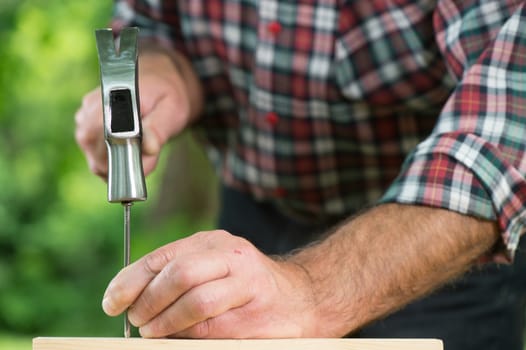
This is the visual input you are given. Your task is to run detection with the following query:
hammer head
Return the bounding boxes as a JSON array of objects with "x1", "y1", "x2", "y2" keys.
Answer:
[{"x1": 95, "y1": 27, "x2": 147, "y2": 203}]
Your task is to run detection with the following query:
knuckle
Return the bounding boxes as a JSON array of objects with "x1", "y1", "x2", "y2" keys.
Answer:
[
  {"x1": 128, "y1": 295, "x2": 154, "y2": 327},
  {"x1": 143, "y1": 246, "x2": 174, "y2": 276},
  {"x1": 152, "y1": 310, "x2": 184, "y2": 338},
  {"x1": 232, "y1": 235, "x2": 251, "y2": 247},
  {"x1": 162, "y1": 316, "x2": 180, "y2": 337},
  {"x1": 139, "y1": 291, "x2": 158, "y2": 316},
  {"x1": 141, "y1": 320, "x2": 165, "y2": 338},
  {"x1": 190, "y1": 231, "x2": 217, "y2": 248},
  {"x1": 193, "y1": 230, "x2": 255, "y2": 255},
  {"x1": 171, "y1": 266, "x2": 193, "y2": 290},
  {"x1": 188, "y1": 293, "x2": 218, "y2": 319},
  {"x1": 74, "y1": 109, "x2": 84, "y2": 125},
  {"x1": 198, "y1": 229, "x2": 234, "y2": 248},
  {"x1": 213, "y1": 229, "x2": 232, "y2": 239},
  {"x1": 81, "y1": 94, "x2": 91, "y2": 107},
  {"x1": 192, "y1": 230, "x2": 214, "y2": 240},
  {"x1": 127, "y1": 306, "x2": 143, "y2": 326},
  {"x1": 228, "y1": 235, "x2": 254, "y2": 254},
  {"x1": 75, "y1": 128, "x2": 90, "y2": 147},
  {"x1": 88, "y1": 160, "x2": 106, "y2": 177},
  {"x1": 188, "y1": 319, "x2": 211, "y2": 338}
]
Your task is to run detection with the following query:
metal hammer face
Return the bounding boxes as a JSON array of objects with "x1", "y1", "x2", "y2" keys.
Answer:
[{"x1": 95, "y1": 28, "x2": 147, "y2": 203}]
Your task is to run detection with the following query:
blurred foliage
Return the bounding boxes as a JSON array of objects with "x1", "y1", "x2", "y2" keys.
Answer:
[
  {"x1": 0, "y1": 333, "x2": 31, "y2": 350},
  {"x1": 0, "y1": 0, "x2": 216, "y2": 338}
]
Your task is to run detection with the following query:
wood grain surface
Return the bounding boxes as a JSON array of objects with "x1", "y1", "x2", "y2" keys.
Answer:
[{"x1": 33, "y1": 337, "x2": 443, "y2": 350}]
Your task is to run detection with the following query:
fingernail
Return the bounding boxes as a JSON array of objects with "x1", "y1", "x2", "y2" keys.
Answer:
[
  {"x1": 102, "y1": 297, "x2": 114, "y2": 314},
  {"x1": 142, "y1": 126, "x2": 161, "y2": 155},
  {"x1": 139, "y1": 324, "x2": 152, "y2": 338}
]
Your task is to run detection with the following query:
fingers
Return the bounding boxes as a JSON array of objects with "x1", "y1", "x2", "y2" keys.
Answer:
[
  {"x1": 140, "y1": 118, "x2": 165, "y2": 176},
  {"x1": 170, "y1": 306, "x2": 255, "y2": 339},
  {"x1": 139, "y1": 78, "x2": 189, "y2": 145},
  {"x1": 142, "y1": 124, "x2": 162, "y2": 157},
  {"x1": 102, "y1": 231, "x2": 236, "y2": 317},
  {"x1": 102, "y1": 241, "x2": 181, "y2": 316},
  {"x1": 127, "y1": 251, "x2": 231, "y2": 328},
  {"x1": 74, "y1": 87, "x2": 108, "y2": 178},
  {"x1": 101, "y1": 230, "x2": 312, "y2": 339},
  {"x1": 140, "y1": 276, "x2": 253, "y2": 338},
  {"x1": 74, "y1": 86, "x2": 172, "y2": 178},
  {"x1": 75, "y1": 50, "x2": 194, "y2": 179}
]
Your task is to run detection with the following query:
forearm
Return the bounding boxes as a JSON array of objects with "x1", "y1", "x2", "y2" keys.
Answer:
[
  {"x1": 139, "y1": 41, "x2": 204, "y2": 125},
  {"x1": 289, "y1": 203, "x2": 500, "y2": 337}
]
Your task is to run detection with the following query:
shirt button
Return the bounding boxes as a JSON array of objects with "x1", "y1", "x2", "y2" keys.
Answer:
[
  {"x1": 267, "y1": 21, "x2": 282, "y2": 35},
  {"x1": 274, "y1": 187, "x2": 287, "y2": 197},
  {"x1": 265, "y1": 112, "x2": 279, "y2": 126}
]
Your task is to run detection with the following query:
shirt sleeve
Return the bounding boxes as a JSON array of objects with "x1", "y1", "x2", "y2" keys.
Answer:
[
  {"x1": 111, "y1": 0, "x2": 188, "y2": 55},
  {"x1": 380, "y1": 0, "x2": 526, "y2": 262}
]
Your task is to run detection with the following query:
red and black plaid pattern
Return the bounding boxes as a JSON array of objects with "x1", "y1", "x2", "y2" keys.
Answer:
[{"x1": 113, "y1": 0, "x2": 526, "y2": 260}]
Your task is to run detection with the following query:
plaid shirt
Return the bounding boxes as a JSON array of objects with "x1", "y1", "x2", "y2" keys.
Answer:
[{"x1": 112, "y1": 0, "x2": 526, "y2": 260}]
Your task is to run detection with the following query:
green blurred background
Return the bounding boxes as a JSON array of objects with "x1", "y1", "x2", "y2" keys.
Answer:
[{"x1": 0, "y1": 1, "x2": 218, "y2": 348}]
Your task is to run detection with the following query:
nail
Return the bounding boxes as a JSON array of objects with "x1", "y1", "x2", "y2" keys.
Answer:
[
  {"x1": 102, "y1": 297, "x2": 114, "y2": 314},
  {"x1": 139, "y1": 324, "x2": 152, "y2": 338},
  {"x1": 142, "y1": 126, "x2": 161, "y2": 155}
]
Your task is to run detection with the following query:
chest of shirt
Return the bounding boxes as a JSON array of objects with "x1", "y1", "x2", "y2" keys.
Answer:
[{"x1": 177, "y1": 0, "x2": 451, "y2": 113}]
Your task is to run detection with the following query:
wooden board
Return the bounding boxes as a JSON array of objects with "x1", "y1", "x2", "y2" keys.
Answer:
[{"x1": 33, "y1": 337, "x2": 443, "y2": 350}]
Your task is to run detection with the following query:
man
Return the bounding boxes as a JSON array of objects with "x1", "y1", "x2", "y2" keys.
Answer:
[{"x1": 75, "y1": 1, "x2": 526, "y2": 349}]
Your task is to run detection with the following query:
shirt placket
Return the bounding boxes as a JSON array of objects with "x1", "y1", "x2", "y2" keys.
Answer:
[{"x1": 253, "y1": 0, "x2": 287, "y2": 198}]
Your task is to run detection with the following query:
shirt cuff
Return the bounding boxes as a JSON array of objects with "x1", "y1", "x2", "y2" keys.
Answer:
[{"x1": 380, "y1": 132, "x2": 526, "y2": 262}]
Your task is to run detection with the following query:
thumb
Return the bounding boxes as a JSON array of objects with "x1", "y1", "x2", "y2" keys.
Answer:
[
  {"x1": 142, "y1": 122, "x2": 162, "y2": 157},
  {"x1": 140, "y1": 92, "x2": 188, "y2": 153}
]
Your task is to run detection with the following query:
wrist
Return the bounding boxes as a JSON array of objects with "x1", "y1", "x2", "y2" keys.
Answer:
[
  {"x1": 278, "y1": 256, "x2": 331, "y2": 337},
  {"x1": 285, "y1": 217, "x2": 376, "y2": 337}
]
